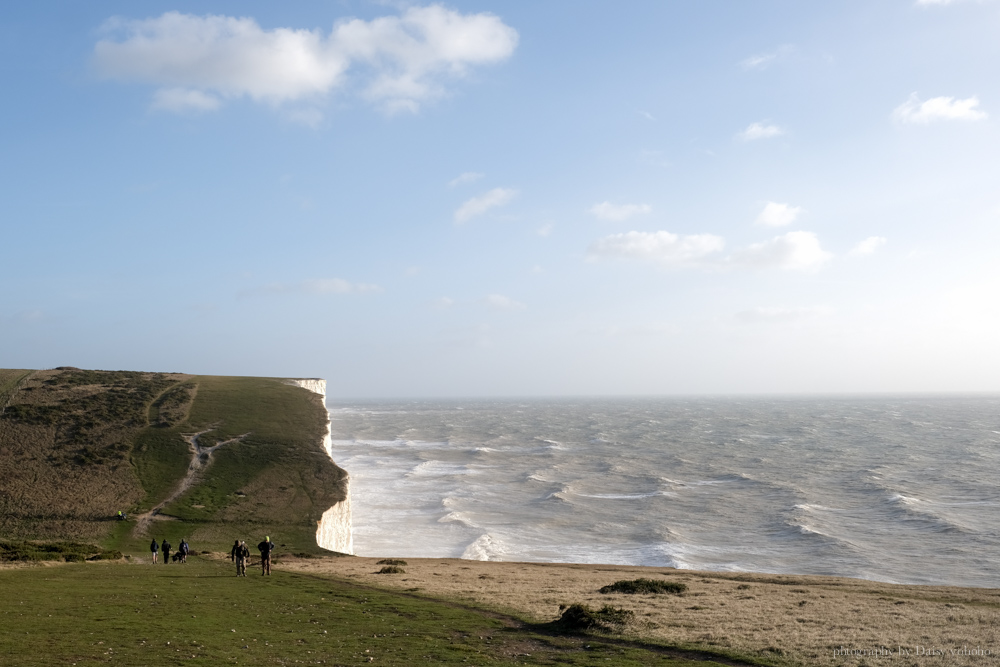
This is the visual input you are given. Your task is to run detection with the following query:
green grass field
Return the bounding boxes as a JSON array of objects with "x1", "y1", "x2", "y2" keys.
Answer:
[{"x1": 0, "y1": 559, "x2": 736, "y2": 667}]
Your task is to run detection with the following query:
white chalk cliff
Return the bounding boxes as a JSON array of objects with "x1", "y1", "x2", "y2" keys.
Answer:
[{"x1": 287, "y1": 378, "x2": 354, "y2": 555}]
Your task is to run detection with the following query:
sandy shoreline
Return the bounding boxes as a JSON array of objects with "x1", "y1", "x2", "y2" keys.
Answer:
[{"x1": 281, "y1": 556, "x2": 1000, "y2": 666}]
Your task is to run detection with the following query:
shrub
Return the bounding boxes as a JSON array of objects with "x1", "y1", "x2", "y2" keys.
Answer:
[
  {"x1": 376, "y1": 559, "x2": 407, "y2": 566},
  {"x1": 377, "y1": 566, "x2": 405, "y2": 574},
  {"x1": 552, "y1": 604, "x2": 634, "y2": 632},
  {"x1": 0, "y1": 540, "x2": 106, "y2": 562},
  {"x1": 599, "y1": 578, "x2": 687, "y2": 595}
]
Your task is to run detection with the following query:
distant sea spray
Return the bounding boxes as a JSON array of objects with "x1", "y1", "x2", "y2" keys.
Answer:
[{"x1": 328, "y1": 397, "x2": 1000, "y2": 587}]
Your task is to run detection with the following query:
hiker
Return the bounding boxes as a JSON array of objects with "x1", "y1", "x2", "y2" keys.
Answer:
[
  {"x1": 237, "y1": 541, "x2": 250, "y2": 576},
  {"x1": 150, "y1": 538, "x2": 159, "y2": 564},
  {"x1": 230, "y1": 539, "x2": 249, "y2": 576},
  {"x1": 116, "y1": 511, "x2": 124, "y2": 521},
  {"x1": 161, "y1": 538, "x2": 171, "y2": 565},
  {"x1": 257, "y1": 536, "x2": 275, "y2": 576},
  {"x1": 179, "y1": 538, "x2": 190, "y2": 563}
]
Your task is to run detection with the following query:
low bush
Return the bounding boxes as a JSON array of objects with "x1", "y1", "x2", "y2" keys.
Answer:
[
  {"x1": 377, "y1": 559, "x2": 407, "y2": 566},
  {"x1": 552, "y1": 604, "x2": 634, "y2": 632},
  {"x1": 377, "y1": 565, "x2": 405, "y2": 574},
  {"x1": 599, "y1": 578, "x2": 687, "y2": 595},
  {"x1": 0, "y1": 540, "x2": 117, "y2": 563}
]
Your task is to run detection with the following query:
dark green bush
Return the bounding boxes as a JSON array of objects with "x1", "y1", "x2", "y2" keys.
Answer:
[
  {"x1": 377, "y1": 565, "x2": 405, "y2": 574},
  {"x1": 599, "y1": 578, "x2": 687, "y2": 595},
  {"x1": 552, "y1": 604, "x2": 634, "y2": 632},
  {"x1": 376, "y1": 558, "x2": 407, "y2": 566}
]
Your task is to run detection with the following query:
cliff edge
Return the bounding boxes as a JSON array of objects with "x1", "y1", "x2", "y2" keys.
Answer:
[{"x1": 0, "y1": 367, "x2": 351, "y2": 554}]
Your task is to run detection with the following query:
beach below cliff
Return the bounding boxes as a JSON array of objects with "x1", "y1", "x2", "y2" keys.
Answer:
[{"x1": 284, "y1": 555, "x2": 1000, "y2": 666}]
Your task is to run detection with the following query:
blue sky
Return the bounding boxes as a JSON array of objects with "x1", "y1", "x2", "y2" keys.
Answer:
[{"x1": 3, "y1": 1, "x2": 1000, "y2": 397}]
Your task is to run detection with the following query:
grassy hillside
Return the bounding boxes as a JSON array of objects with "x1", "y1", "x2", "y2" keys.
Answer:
[{"x1": 0, "y1": 367, "x2": 347, "y2": 554}]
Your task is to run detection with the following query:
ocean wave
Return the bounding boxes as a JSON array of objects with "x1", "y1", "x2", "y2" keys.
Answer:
[
  {"x1": 576, "y1": 491, "x2": 663, "y2": 500},
  {"x1": 545, "y1": 485, "x2": 575, "y2": 503},
  {"x1": 461, "y1": 533, "x2": 506, "y2": 561},
  {"x1": 438, "y1": 511, "x2": 479, "y2": 529},
  {"x1": 885, "y1": 493, "x2": 974, "y2": 534},
  {"x1": 405, "y1": 460, "x2": 477, "y2": 478}
]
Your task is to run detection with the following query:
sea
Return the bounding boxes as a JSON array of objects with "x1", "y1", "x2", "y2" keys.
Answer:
[{"x1": 327, "y1": 396, "x2": 1000, "y2": 588}]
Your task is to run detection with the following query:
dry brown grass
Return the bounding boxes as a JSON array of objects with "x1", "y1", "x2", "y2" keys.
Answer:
[
  {"x1": 283, "y1": 556, "x2": 1000, "y2": 667},
  {"x1": 0, "y1": 369, "x2": 190, "y2": 541}
]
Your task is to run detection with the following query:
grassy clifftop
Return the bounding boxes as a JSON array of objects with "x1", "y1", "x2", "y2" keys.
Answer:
[{"x1": 0, "y1": 367, "x2": 347, "y2": 554}]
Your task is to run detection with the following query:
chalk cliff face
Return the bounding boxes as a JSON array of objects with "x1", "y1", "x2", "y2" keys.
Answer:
[{"x1": 287, "y1": 379, "x2": 354, "y2": 555}]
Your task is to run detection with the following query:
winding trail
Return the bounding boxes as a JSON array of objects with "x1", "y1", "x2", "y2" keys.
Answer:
[{"x1": 132, "y1": 429, "x2": 250, "y2": 537}]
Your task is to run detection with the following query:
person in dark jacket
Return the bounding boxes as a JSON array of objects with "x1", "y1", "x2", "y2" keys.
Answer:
[
  {"x1": 237, "y1": 541, "x2": 250, "y2": 576},
  {"x1": 230, "y1": 539, "x2": 250, "y2": 576},
  {"x1": 150, "y1": 538, "x2": 159, "y2": 564},
  {"x1": 257, "y1": 536, "x2": 275, "y2": 575},
  {"x1": 161, "y1": 539, "x2": 171, "y2": 565},
  {"x1": 179, "y1": 538, "x2": 190, "y2": 563}
]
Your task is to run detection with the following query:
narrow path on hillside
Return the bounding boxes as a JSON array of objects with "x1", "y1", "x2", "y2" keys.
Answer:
[
  {"x1": 132, "y1": 429, "x2": 250, "y2": 537},
  {"x1": 0, "y1": 370, "x2": 36, "y2": 417}
]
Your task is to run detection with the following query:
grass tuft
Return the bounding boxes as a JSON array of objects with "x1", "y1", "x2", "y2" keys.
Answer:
[
  {"x1": 377, "y1": 565, "x2": 406, "y2": 574},
  {"x1": 376, "y1": 558, "x2": 407, "y2": 566}
]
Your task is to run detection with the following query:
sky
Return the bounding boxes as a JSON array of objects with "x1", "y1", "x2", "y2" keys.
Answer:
[{"x1": 3, "y1": 1, "x2": 1000, "y2": 398}]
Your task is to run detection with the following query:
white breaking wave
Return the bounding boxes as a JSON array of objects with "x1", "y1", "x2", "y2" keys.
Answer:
[{"x1": 462, "y1": 533, "x2": 507, "y2": 560}]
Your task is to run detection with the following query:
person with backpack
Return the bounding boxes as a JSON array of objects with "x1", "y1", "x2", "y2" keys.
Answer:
[
  {"x1": 161, "y1": 538, "x2": 171, "y2": 565},
  {"x1": 150, "y1": 538, "x2": 159, "y2": 564},
  {"x1": 179, "y1": 538, "x2": 190, "y2": 563},
  {"x1": 257, "y1": 536, "x2": 275, "y2": 576}
]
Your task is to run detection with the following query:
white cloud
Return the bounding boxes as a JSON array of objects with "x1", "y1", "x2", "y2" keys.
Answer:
[
  {"x1": 94, "y1": 6, "x2": 518, "y2": 115},
  {"x1": 433, "y1": 296, "x2": 455, "y2": 309},
  {"x1": 303, "y1": 278, "x2": 382, "y2": 294},
  {"x1": 735, "y1": 306, "x2": 832, "y2": 323},
  {"x1": 892, "y1": 93, "x2": 987, "y2": 124},
  {"x1": 728, "y1": 231, "x2": 832, "y2": 271},
  {"x1": 588, "y1": 231, "x2": 725, "y2": 266},
  {"x1": 589, "y1": 201, "x2": 652, "y2": 222},
  {"x1": 849, "y1": 236, "x2": 887, "y2": 257},
  {"x1": 240, "y1": 278, "x2": 382, "y2": 297},
  {"x1": 639, "y1": 110, "x2": 655, "y2": 121},
  {"x1": 454, "y1": 187, "x2": 517, "y2": 223},
  {"x1": 151, "y1": 87, "x2": 221, "y2": 112},
  {"x1": 536, "y1": 223, "x2": 554, "y2": 237},
  {"x1": 285, "y1": 107, "x2": 324, "y2": 128},
  {"x1": 738, "y1": 122, "x2": 785, "y2": 141},
  {"x1": 599, "y1": 322, "x2": 680, "y2": 337},
  {"x1": 448, "y1": 171, "x2": 484, "y2": 187},
  {"x1": 755, "y1": 201, "x2": 803, "y2": 227},
  {"x1": 483, "y1": 294, "x2": 525, "y2": 310},
  {"x1": 739, "y1": 45, "x2": 793, "y2": 71}
]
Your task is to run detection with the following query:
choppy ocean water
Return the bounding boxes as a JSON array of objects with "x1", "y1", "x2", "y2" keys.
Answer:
[{"x1": 327, "y1": 397, "x2": 1000, "y2": 588}]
